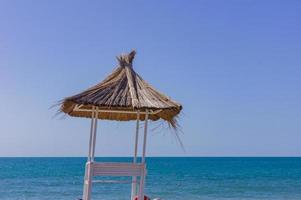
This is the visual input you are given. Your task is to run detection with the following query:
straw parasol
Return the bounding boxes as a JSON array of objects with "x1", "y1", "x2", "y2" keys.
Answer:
[{"x1": 60, "y1": 50, "x2": 182, "y2": 128}]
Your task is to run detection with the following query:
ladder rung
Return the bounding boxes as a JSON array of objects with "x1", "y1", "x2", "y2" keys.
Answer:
[{"x1": 92, "y1": 180, "x2": 134, "y2": 184}]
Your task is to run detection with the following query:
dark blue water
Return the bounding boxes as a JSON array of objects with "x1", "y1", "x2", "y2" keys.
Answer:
[{"x1": 0, "y1": 157, "x2": 300, "y2": 200}]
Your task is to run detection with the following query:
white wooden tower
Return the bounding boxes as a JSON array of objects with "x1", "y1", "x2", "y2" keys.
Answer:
[
  {"x1": 59, "y1": 50, "x2": 182, "y2": 200},
  {"x1": 80, "y1": 107, "x2": 150, "y2": 200}
]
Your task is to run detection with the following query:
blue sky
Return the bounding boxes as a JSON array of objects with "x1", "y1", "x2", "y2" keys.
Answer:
[{"x1": 0, "y1": 0, "x2": 300, "y2": 156}]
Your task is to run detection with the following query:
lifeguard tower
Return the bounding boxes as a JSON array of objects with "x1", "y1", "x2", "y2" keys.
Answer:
[{"x1": 59, "y1": 50, "x2": 182, "y2": 200}]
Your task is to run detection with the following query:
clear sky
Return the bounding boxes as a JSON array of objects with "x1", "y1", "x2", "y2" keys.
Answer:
[{"x1": 0, "y1": 0, "x2": 300, "y2": 157}]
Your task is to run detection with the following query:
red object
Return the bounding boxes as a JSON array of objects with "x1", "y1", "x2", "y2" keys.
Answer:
[{"x1": 134, "y1": 195, "x2": 150, "y2": 200}]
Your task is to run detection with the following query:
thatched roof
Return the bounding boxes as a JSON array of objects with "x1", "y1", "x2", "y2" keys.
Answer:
[{"x1": 60, "y1": 50, "x2": 182, "y2": 128}]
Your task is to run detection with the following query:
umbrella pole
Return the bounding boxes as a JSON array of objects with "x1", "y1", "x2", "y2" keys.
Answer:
[
  {"x1": 139, "y1": 110, "x2": 149, "y2": 200},
  {"x1": 131, "y1": 111, "x2": 140, "y2": 200}
]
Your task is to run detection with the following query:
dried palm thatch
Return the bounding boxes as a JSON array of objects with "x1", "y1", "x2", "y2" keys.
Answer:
[{"x1": 60, "y1": 50, "x2": 182, "y2": 129}]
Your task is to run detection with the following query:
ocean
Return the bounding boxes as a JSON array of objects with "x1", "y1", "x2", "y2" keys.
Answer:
[{"x1": 0, "y1": 157, "x2": 300, "y2": 200}]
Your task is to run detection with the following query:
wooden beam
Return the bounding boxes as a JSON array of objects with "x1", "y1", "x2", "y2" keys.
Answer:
[{"x1": 73, "y1": 106, "x2": 162, "y2": 115}]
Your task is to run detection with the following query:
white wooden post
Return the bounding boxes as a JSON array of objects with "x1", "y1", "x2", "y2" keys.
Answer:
[
  {"x1": 131, "y1": 111, "x2": 140, "y2": 200},
  {"x1": 83, "y1": 161, "x2": 93, "y2": 200},
  {"x1": 83, "y1": 106, "x2": 96, "y2": 200},
  {"x1": 139, "y1": 110, "x2": 149, "y2": 200},
  {"x1": 88, "y1": 107, "x2": 95, "y2": 161},
  {"x1": 91, "y1": 107, "x2": 98, "y2": 161}
]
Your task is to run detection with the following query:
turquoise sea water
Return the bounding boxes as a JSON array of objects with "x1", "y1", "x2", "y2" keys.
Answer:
[{"x1": 0, "y1": 157, "x2": 300, "y2": 200}]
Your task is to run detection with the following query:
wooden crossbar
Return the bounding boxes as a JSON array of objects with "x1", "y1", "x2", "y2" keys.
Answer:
[
  {"x1": 92, "y1": 162, "x2": 146, "y2": 177},
  {"x1": 92, "y1": 180, "x2": 133, "y2": 184}
]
